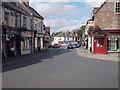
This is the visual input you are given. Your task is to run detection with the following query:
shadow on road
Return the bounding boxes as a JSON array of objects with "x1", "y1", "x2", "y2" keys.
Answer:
[{"x1": 2, "y1": 47, "x2": 72, "y2": 72}]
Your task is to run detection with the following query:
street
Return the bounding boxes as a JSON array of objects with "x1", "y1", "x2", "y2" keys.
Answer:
[{"x1": 2, "y1": 46, "x2": 118, "y2": 88}]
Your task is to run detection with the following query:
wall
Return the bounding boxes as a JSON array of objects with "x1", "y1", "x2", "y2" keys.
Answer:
[{"x1": 94, "y1": 1, "x2": 120, "y2": 29}]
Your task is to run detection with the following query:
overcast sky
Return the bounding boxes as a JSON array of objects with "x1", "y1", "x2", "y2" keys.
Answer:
[{"x1": 29, "y1": 0, "x2": 106, "y2": 33}]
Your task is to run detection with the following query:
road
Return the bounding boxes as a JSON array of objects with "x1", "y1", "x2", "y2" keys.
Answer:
[{"x1": 2, "y1": 45, "x2": 118, "y2": 88}]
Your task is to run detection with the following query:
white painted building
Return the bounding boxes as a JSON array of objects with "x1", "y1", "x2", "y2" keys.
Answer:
[
  {"x1": 52, "y1": 32, "x2": 76, "y2": 45},
  {"x1": 85, "y1": 20, "x2": 94, "y2": 51}
]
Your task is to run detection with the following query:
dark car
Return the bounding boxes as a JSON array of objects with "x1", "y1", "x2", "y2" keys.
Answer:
[
  {"x1": 67, "y1": 44, "x2": 75, "y2": 49},
  {"x1": 74, "y1": 43, "x2": 80, "y2": 48},
  {"x1": 48, "y1": 45, "x2": 53, "y2": 48},
  {"x1": 53, "y1": 44, "x2": 60, "y2": 48}
]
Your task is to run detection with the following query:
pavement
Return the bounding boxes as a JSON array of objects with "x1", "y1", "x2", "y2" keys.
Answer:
[
  {"x1": 76, "y1": 47, "x2": 119, "y2": 62},
  {"x1": 2, "y1": 49, "x2": 52, "y2": 65}
]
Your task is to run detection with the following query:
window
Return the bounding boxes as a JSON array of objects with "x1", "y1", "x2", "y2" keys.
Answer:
[
  {"x1": 34, "y1": 19, "x2": 37, "y2": 30},
  {"x1": 115, "y1": 1, "x2": 120, "y2": 14},
  {"x1": 4, "y1": 12, "x2": 9, "y2": 25},
  {"x1": 23, "y1": 17, "x2": 27, "y2": 27},
  {"x1": 15, "y1": 16, "x2": 18, "y2": 27},
  {"x1": 30, "y1": 19, "x2": 33, "y2": 30},
  {"x1": 96, "y1": 37, "x2": 104, "y2": 47},
  {"x1": 107, "y1": 38, "x2": 117, "y2": 51}
]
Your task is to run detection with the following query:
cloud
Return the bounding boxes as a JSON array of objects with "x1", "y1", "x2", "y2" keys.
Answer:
[
  {"x1": 29, "y1": 2, "x2": 94, "y2": 33},
  {"x1": 44, "y1": 18, "x2": 88, "y2": 33},
  {"x1": 29, "y1": 0, "x2": 107, "y2": 3},
  {"x1": 30, "y1": 2, "x2": 77, "y2": 18},
  {"x1": 84, "y1": 0, "x2": 106, "y2": 7}
]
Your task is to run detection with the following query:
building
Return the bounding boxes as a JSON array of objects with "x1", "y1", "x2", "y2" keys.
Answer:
[
  {"x1": 88, "y1": 0, "x2": 120, "y2": 54},
  {"x1": 2, "y1": 2, "x2": 28, "y2": 57},
  {"x1": 26, "y1": 5, "x2": 45, "y2": 52},
  {"x1": 44, "y1": 27, "x2": 51, "y2": 49},
  {"x1": 52, "y1": 32, "x2": 65, "y2": 45},
  {"x1": 85, "y1": 19, "x2": 94, "y2": 51},
  {"x1": 2, "y1": 0, "x2": 45, "y2": 58},
  {"x1": 0, "y1": 1, "x2": 2, "y2": 59},
  {"x1": 52, "y1": 31, "x2": 76, "y2": 45}
]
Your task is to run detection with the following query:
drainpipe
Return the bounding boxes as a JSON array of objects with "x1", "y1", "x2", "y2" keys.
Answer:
[
  {"x1": 30, "y1": 13, "x2": 34, "y2": 54},
  {"x1": 19, "y1": 12, "x2": 22, "y2": 56}
]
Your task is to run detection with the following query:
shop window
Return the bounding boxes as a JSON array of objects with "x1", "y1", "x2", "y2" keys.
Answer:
[
  {"x1": 117, "y1": 38, "x2": 120, "y2": 50},
  {"x1": 107, "y1": 38, "x2": 117, "y2": 51},
  {"x1": 21, "y1": 37, "x2": 31, "y2": 51},
  {"x1": 96, "y1": 38, "x2": 104, "y2": 47}
]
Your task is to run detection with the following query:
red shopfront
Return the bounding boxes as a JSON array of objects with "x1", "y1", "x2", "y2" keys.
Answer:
[{"x1": 93, "y1": 30, "x2": 120, "y2": 54}]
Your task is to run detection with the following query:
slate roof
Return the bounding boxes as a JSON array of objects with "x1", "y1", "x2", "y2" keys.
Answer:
[
  {"x1": 55, "y1": 32, "x2": 75, "y2": 37},
  {"x1": 2, "y1": 2, "x2": 44, "y2": 20},
  {"x1": 2, "y1": 2, "x2": 28, "y2": 14},
  {"x1": 26, "y1": 5, "x2": 44, "y2": 20}
]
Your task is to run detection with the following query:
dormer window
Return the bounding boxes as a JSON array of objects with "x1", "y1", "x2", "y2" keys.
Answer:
[{"x1": 115, "y1": 1, "x2": 120, "y2": 14}]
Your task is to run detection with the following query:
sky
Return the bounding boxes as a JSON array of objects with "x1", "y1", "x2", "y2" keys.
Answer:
[{"x1": 29, "y1": 0, "x2": 106, "y2": 33}]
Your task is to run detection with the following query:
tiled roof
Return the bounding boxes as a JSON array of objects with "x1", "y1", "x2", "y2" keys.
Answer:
[{"x1": 94, "y1": 0, "x2": 108, "y2": 14}]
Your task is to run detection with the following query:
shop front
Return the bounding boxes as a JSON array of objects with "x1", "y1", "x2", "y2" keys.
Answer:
[
  {"x1": 92, "y1": 30, "x2": 120, "y2": 54},
  {"x1": 35, "y1": 33, "x2": 44, "y2": 51},
  {"x1": 2, "y1": 27, "x2": 21, "y2": 58},
  {"x1": 93, "y1": 34, "x2": 107, "y2": 54},
  {"x1": 21, "y1": 31, "x2": 34, "y2": 55},
  {"x1": 44, "y1": 37, "x2": 51, "y2": 49}
]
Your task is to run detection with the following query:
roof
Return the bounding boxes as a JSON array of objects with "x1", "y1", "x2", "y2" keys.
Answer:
[
  {"x1": 2, "y1": 2, "x2": 44, "y2": 20},
  {"x1": 2, "y1": 2, "x2": 28, "y2": 14},
  {"x1": 55, "y1": 32, "x2": 65, "y2": 37},
  {"x1": 94, "y1": 0, "x2": 108, "y2": 14},
  {"x1": 55, "y1": 32, "x2": 75, "y2": 37},
  {"x1": 24, "y1": 3, "x2": 44, "y2": 20}
]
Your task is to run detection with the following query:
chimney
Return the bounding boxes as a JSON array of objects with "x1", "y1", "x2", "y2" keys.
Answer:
[
  {"x1": 21, "y1": 0, "x2": 29, "y2": 6},
  {"x1": 93, "y1": 7, "x2": 99, "y2": 14}
]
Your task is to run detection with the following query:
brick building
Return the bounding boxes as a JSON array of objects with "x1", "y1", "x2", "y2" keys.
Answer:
[
  {"x1": 90, "y1": 0, "x2": 120, "y2": 54},
  {"x1": 94, "y1": 1, "x2": 120, "y2": 29}
]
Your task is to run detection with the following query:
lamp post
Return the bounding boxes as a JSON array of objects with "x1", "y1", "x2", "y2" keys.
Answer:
[{"x1": 81, "y1": 23, "x2": 86, "y2": 53}]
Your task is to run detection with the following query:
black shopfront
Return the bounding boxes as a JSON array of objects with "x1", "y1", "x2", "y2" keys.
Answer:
[{"x1": 2, "y1": 27, "x2": 21, "y2": 58}]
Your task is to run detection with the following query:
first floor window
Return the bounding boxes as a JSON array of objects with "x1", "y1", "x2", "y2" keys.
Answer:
[{"x1": 115, "y1": 1, "x2": 120, "y2": 14}]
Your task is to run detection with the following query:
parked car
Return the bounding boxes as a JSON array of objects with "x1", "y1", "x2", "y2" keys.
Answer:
[
  {"x1": 53, "y1": 44, "x2": 60, "y2": 48},
  {"x1": 74, "y1": 43, "x2": 80, "y2": 48},
  {"x1": 67, "y1": 44, "x2": 75, "y2": 49},
  {"x1": 48, "y1": 45, "x2": 53, "y2": 48}
]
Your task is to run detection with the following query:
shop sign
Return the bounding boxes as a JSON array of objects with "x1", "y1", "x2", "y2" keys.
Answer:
[
  {"x1": 21, "y1": 31, "x2": 34, "y2": 37},
  {"x1": 36, "y1": 34, "x2": 44, "y2": 37},
  {"x1": 6, "y1": 30, "x2": 18, "y2": 35},
  {"x1": 4, "y1": 9, "x2": 11, "y2": 13}
]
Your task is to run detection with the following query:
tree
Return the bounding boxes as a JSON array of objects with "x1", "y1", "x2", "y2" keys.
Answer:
[
  {"x1": 80, "y1": 25, "x2": 86, "y2": 32},
  {"x1": 77, "y1": 29, "x2": 83, "y2": 38},
  {"x1": 77, "y1": 25, "x2": 86, "y2": 38},
  {"x1": 55, "y1": 31, "x2": 62, "y2": 35}
]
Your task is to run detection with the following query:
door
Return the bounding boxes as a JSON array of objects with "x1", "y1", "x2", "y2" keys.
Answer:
[{"x1": 94, "y1": 36, "x2": 107, "y2": 54}]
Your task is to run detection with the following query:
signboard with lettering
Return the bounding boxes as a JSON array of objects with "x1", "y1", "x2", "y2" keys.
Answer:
[{"x1": 21, "y1": 31, "x2": 34, "y2": 37}]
